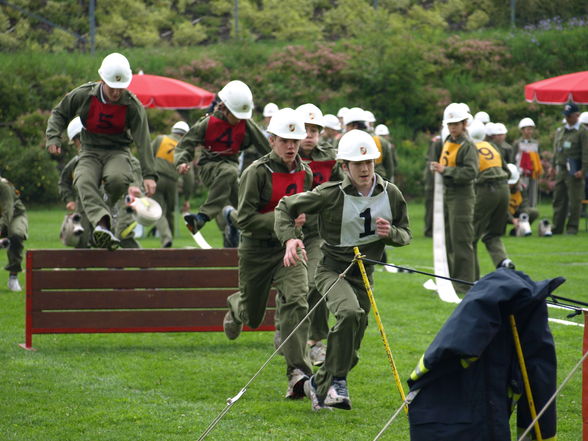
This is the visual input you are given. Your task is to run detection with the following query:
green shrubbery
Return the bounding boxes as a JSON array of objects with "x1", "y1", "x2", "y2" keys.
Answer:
[{"x1": 1, "y1": 21, "x2": 588, "y2": 202}]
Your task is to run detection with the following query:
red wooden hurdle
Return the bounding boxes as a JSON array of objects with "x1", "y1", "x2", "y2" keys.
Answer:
[{"x1": 20, "y1": 248, "x2": 275, "y2": 350}]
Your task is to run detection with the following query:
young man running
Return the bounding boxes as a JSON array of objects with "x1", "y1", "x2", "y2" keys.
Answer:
[{"x1": 275, "y1": 129, "x2": 411, "y2": 410}]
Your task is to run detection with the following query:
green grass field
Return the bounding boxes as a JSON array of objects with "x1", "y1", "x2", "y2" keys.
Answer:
[{"x1": 0, "y1": 201, "x2": 585, "y2": 441}]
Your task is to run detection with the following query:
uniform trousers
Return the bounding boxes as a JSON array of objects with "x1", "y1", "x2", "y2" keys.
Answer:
[{"x1": 226, "y1": 237, "x2": 312, "y2": 378}]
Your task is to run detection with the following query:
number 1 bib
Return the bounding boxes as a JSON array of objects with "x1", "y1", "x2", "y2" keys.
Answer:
[{"x1": 338, "y1": 187, "x2": 392, "y2": 247}]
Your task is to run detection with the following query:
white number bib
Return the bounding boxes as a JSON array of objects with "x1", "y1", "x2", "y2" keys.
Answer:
[{"x1": 338, "y1": 188, "x2": 392, "y2": 247}]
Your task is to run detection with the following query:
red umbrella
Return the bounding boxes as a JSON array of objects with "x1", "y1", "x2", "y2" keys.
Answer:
[
  {"x1": 525, "y1": 71, "x2": 588, "y2": 105},
  {"x1": 128, "y1": 73, "x2": 215, "y2": 109}
]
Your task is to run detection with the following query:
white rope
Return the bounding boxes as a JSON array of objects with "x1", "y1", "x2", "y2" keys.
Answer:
[
  {"x1": 372, "y1": 390, "x2": 419, "y2": 441},
  {"x1": 517, "y1": 349, "x2": 588, "y2": 441}
]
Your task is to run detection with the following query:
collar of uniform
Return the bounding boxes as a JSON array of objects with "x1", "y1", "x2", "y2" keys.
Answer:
[
  {"x1": 267, "y1": 150, "x2": 304, "y2": 173},
  {"x1": 93, "y1": 82, "x2": 133, "y2": 105},
  {"x1": 448, "y1": 133, "x2": 466, "y2": 143},
  {"x1": 341, "y1": 173, "x2": 385, "y2": 196},
  {"x1": 565, "y1": 121, "x2": 580, "y2": 131},
  {"x1": 211, "y1": 110, "x2": 229, "y2": 122}
]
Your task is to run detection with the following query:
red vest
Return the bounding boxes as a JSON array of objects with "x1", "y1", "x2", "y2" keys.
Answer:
[
  {"x1": 203, "y1": 116, "x2": 246, "y2": 156},
  {"x1": 259, "y1": 170, "x2": 306, "y2": 214},
  {"x1": 306, "y1": 159, "x2": 336, "y2": 188},
  {"x1": 85, "y1": 96, "x2": 127, "y2": 135}
]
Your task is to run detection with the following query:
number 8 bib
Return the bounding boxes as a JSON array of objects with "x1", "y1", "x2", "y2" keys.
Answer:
[{"x1": 338, "y1": 187, "x2": 392, "y2": 246}]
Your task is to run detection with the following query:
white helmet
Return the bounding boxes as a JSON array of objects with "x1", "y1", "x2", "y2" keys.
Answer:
[
  {"x1": 126, "y1": 195, "x2": 162, "y2": 227},
  {"x1": 474, "y1": 111, "x2": 490, "y2": 124},
  {"x1": 468, "y1": 120, "x2": 486, "y2": 142},
  {"x1": 323, "y1": 114, "x2": 341, "y2": 131},
  {"x1": 485, "y1": 122, "x2": 496, "y2": 137},
  {"x1": 441, "y1": 123, "x2": 449, "y2": 142},
  {"x1": 296, "y1": 103, "x2": 325, "y2": 128},
  {"x1": 263, "y1": 102, "x2": 279, "y2": 117},
  {"x1": 579, "y1": 112, "x2": 588, "y2": 125},
  {"x1": 67, "y1": 116, "x2": 84, "y2": 142},
  {"x1": 518, "y1": 117, "x2": 535, "y2": 129},
  {"x1": 507, "y1": 163, "x2": 520, "y2": 185},
  {"x1": 267, "y1": 108, "x2": 306, "y2": 140},
  {"x1": 218, "y1": 80, "x2": 254, "y2": 120},
  {"x1": 343, "y1": 107, "x2": 366, "y2": 126},
  {"x1": 337, "y1": 107, "x2": 349, "y2": 118},
  {"x1": 493, "y1": 122, "x2": 508, "y2": 135},
  {"x1": 443, "y1": 103, "x2": 469, "y2": 124},
  {"x1": 336, "y1": 129, "x2": 380, "y2": 161},
  {"x1": 172, "y1": 121, "x2": 190, "y2": 134},
  {"x1": 59, "y1": 213, "x2": 85, "y2": 247},
  {"x1": 374, "y1": 124, "x2": 389, "y2": 136},
  {"x1": 98, "y1": 53, "x2": 132, "y2": 89},
  {"x1": 364, "y1": 110, "x2": 376, "y2": 123}
]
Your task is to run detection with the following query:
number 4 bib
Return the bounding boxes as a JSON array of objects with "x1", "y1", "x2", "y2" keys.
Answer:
[{"x1": 339, "y1": 188, "x2": 392, "y2": 246}]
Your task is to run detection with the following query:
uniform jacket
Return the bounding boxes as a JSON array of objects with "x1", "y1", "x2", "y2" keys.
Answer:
[
  {"x1": 407, "y1": 269, "x2": 562, "y2": 441},
  {"x1": 275, "y1": 174, "x2": 411, "y2": 264},
  {"x1": 438, "y1": 134, "x2": 479, "y2": 188},
  {"x1": 237, "y1": 151, "x2": 313, "y2": 241},
  {"x1": 174, "y1": 111, "x2": 270, "y2": 167},
  {"x1": 45, "y1": 82, "x2": 156, "y2": 181},
  {"x1": 0, "y1": 178, "x2": 26, "y2": 235},
  {"x1": 552, "y1": 123, "x2": 588, "y2": 172}
]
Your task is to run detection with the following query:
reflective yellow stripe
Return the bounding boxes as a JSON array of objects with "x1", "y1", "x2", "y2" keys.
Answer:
[
  {"x1": 409, "y1": 355, "x2": 429, "y2": 381},
  {"x1": 460, "y1": 356, "x2": 479, "y2": 369}
]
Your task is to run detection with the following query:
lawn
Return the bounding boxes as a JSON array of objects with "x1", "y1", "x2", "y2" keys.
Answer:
[{"x1": 0, "y1": 200, "x2": 585, "y2": 441}]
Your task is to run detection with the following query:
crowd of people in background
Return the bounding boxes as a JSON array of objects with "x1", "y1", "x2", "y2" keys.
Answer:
[{"x1": 1, "y1": 51, "x2": 586, "y2": 412}]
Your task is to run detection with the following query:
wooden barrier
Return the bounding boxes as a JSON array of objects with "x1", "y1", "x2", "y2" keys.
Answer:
[{"x1": 20, "y1": 248, "x2": 275, "y2": 350}]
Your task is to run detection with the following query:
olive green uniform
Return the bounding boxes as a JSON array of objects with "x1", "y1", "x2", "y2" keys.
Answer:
[
  {"x1": 299, "y1": 142, "x2": 339, "y2": 342},
  {"x1": 437, "y1": 133, "x2": 479, "y2": 294},
  {"x1": 507, "y1": 185, "x2": 539, "y2": 231},
  {"x1": 114, "y1": 155, "x2": 143, "y2": 248},
  {"x1": 472, "y1": 141, "x2": 510, "y2": 279},
  {"x1": 174, "y1": 111, "x2": 270, "y2": 221},
  {"x1": 45, "y1": 82, "x2": 157, "y2": 230},
  {"x1": 494, "y1": 140, "x2": 515, "y2": 164},
  {"x1": 0, "y1": 178, "x2": 28, "y2": 274},
  {"x1": 551, "y1": 123, "x2": 588, "y2": 234},
  {"x1": 275, "y1": 174, "x2": 411, "y2": 400},
  {"x1": 151, "y1": 132, "x2": 182, "y2": 246},
  {"x1": 226, "y1": 151, "x2": 314, "y2": 381},
  {"x1": 59, "y1": 155, "x2": 92, "y2": 248}
]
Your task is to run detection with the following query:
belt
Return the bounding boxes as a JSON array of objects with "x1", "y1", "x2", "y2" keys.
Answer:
[{"x1": 240, "y1": 235, "x2": 282, "y2": 248}]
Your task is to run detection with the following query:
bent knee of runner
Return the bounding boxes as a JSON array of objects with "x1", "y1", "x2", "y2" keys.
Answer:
[{"x1": 335, "y1": 308, "x2": 365, "y2": 326}]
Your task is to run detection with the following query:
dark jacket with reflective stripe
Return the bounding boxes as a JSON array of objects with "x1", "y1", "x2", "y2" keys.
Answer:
[{"x1": 407, "y1": 269, "x2": 562, "y2": 441}]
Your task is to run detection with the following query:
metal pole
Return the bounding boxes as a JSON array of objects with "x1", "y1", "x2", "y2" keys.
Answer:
[
  {"x1": 89, "y1": 0, "x2": 96, "y2": 55},
  {"x1": 373, "y1": 0, "x2": 378, "y2": 8}
]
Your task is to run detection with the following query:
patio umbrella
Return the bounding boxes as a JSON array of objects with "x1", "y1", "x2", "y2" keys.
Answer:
[
  {"x1": 128, "y1": 73, "x2": 215, "y2": 109},
  {"x1": 524, "y1": 71, "x2": 588, "y2": 105}
]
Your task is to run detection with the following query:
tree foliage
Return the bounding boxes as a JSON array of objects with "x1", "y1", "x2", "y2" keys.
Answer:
[{"x1": 0, "y1": 0, "x2": 586, "y2": 50}]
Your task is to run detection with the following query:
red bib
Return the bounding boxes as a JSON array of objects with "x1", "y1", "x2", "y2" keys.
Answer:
[
  {"x1": 204, "y1": 116, "x2": 246, "y2": 156},
  {"x1": 85, "y1": 96, "x2": 127, "y2": 135},
  {"x1": 260, "y1": 170, "x2": 306, "y2": 214},
  {"x1": 306, "y1": 159, "x2": 336, "y2": 188}
]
